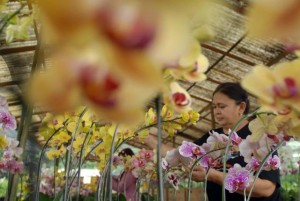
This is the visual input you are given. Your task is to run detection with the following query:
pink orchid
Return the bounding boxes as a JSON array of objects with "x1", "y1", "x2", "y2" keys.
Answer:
[
  {"x1": 6, "y1": 138, "x2": 23, "y2": 158},
  {"x1": 264, "y1": 155, "x2": 281, "y2": 171},
  {"x1": 246, "y1": 157, "x2": 261, "y2": 172},
  {"x1": 0, "y1": 96, "x2": 8, "y2": 110},
  {"x1": 206, "y1": 131, "x2": 228, "y2": 158},
  {"x1": 162, "y1": 159, "x2": 170, "y2": 170},
  {"x1": 165, "y1": 148, "x2": 181, "y2": 167},
  {"x1": 229, "y1": 129, "x2": 242, "y2": 146},
  {"x1": 239, "y1": 134, "x2": 272, "y2": 163},
  {"x1": 179, "y1": 141, "x2": 203, "y2": 158},
  {"x1": 132, "y1": 158, "x2": 146, "y2": 168},
  {"x1": 225, "y1": 164, "x2": 251, "y2": 193},
  {"x1": 207, "y1": 131, "x2": 228, "y2": 145},
  {"x1": 0, "y1": 110, "x2": 17, "y2": 131},
  {"x1": 3, "y1": 150, "x2": 14, "y2": 160},
  {"x1": 1, "y1": 159, "x2": 24, "y2": 174},
  {"x1": 139, "y1": 149, "x2": 154, "y2": 161},
  {"x1": 112, "y1": 155, "x2": 121, "y2": 166},
  {"x1": 199, "y1": 155, "x2": 219, "y2": 169},
  {"x1": 167, "y1": 172, "x2": 180, "y2": 190}
]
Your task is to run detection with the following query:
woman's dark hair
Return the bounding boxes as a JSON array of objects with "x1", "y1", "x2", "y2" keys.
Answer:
[
  {"x1": 118, "y1": 148, "x2": 134, "y2": 157},
  {"x1": 213, "y1": 82, "x2": 250, "y2": 114}
]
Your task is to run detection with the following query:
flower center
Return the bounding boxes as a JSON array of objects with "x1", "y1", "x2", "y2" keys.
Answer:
[
  {"x1": 172, "y1": 92, "x2": 189, "y2": 106},
  {"x1": 272, "y1": 77, "x2": 298, "y2": 99}
]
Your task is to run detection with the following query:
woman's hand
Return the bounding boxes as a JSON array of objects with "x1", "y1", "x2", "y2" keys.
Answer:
[{"x1": 186, "y1": 165, "x2": 207, "y2": 182}]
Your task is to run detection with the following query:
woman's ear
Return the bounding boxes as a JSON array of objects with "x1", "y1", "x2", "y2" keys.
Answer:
[{"x1": 239, "y1": 102, "x2": 247, "y2": 115}]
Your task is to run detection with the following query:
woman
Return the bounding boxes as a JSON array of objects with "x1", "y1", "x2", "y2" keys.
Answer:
[
  {"x1": 112, "y1": 148, "x2": 138, "y2": 201},
  {"x1": 189, "y1": 82, "x2": 281, "y2": 201},
  {"x1": 145, "y1": 82, "x2": 281, "y2": 201}
]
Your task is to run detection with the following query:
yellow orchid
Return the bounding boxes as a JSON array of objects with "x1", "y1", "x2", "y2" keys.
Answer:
[
  {"x1": 97, "y1": 160, "x2": 106, "y2": 171},
  {"x1": 249, "y1": 114, "x2": 278, "y2": 142},
  {"x1": 164, "y1": 82, "x2": 192, "y2": 113},
  {"x1": 42, "y1": 113, "x2": 66, "y2": 130},
  {"x1": 89, "y1": 128, "x2": 102, "y2": 143},
  {"x1": 178, "y1": 40, "x2": 202, "y2": 68},
  {"x1": 182, "y1": 54, "x2": 208, "y2": 82},
  {"x1": 145, "y1": 108, "x2": 156, "y2": 126},
  {"x1": 17, "y1": 175, "x2": 31, "y2": 201},
  {"x1": 168, "y1": 40, "x2": 209, "y2": 83},
  {"x1": 46, "y1": 146, "x2": 66, "y2": 160},
  {"x1": 36, "y1": 0, "x2": 96, "y2": 37},
  {"x1": 161, "y1": 105, "x2": 174, "y2": 120},
  {"x1": 38, "y1": 125, "x2": 55, "y2": 142},
  {"x1": 108, "y1": 124, "x2": 135, "y2": 141},
  {"x1": 180, "y1": 110, "x2": 200, "y2": 124},
  {"x1": 246, "y1": 0, "x2": 300, "y2": 44},
  {"x1": 28, "y1": 43, "x2": 163, "y2": 124},
  {"x1": 63, "y1": 108, "x2": 96, "y2": 134},
  {"x1": 48, "y1": 130, "x2": 71, "y2": 147},
  {"x1": 72, "y1": 134, "x2": 86, "y2": 153},
  {"x1": 90, "y1": 176, "x2": 100, "y2": 191},
  {"x1": 67, "y1": 121, "x2": 84, "y2": 134},
  {"x1": 241, "y1": 59, "x2": 300, "y2": 113},
  {"x1": 0, "y1": 134, "x2": 7, "y2": 149},
  {"x1": 164, "y1": 123, "x2": 182, "y2": 137},
  {"x1": 28, "y1": 0, "x2": 218, "y2": 125},
  {"x1": 274, "y1": 110, "x2": 300, "y2": 138},
  {"x1": 170, "y1": 54, "x2": 209, "y2": 83}
]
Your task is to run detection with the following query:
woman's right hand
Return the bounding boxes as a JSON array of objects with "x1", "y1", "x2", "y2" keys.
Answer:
[{"x1": 186, "y1": 165, "x2": 207, "y2": 182}]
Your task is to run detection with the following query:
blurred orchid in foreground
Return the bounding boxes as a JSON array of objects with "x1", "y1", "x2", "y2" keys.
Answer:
[
  {"x1": 168, "y1": 41, "x2": 209, "y2": 82},
  {"x1": 248, "y1": 114, "x2": 278, "y2": 142},
  {"x1": 27, "y1": 0, "x2": 215, "y2": 124},
  {"x1": 246, "y1": 0, "x2": 300, "y2": 45},
  {"x1": 242, "y1": 59, "x2": 300, "y2": 113}
]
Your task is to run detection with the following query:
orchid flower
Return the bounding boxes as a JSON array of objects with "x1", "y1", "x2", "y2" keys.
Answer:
[{"x1": 225, "y1": 164, "x2": 252, "y2": 193}]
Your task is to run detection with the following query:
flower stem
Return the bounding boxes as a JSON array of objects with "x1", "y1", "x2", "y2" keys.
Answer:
[
  {"x1": 155, "y1": 95, "x2": 164, "y2": 201},
  {"x1": 34, "y1": 127, "x2": 63, "y2": 201},
  {"x1": 222, "y1": 113, "x2": 253, "y2": 201},
  {"x1": 107, "y1": 124, "x2": 119, "y2": 201},
  {"x1": 246, "y1": 141, "x2": 283, "y2": 201},
  {"x1": 75, "y1": 125, "x2": 93, "y2": 201},
  {"x1": 188, "y1": 147, "x2": 227, "y2": 201},
  {"x1": 63, "y1": 107, "x2": 87, "y2": 201},
  {"x1": 204, "y1": 168, "x2": 210, "y2": 201}
]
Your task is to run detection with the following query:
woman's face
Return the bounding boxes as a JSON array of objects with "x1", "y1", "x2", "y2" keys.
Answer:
[{"x1": 212, "y1": 92, "x2": 244, "y2": 129}]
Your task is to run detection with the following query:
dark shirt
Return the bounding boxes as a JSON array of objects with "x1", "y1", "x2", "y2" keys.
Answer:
[{"x1": 194, "y1": 124, "x2": 282, "y2": 201}]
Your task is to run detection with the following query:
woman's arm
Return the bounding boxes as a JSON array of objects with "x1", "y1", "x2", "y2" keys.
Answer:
[{"x1": 188, "y1": 166, "x2": 276, "y2": 198}]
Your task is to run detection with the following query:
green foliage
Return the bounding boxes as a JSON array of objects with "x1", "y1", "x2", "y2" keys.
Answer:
[
  {"x1": 38, "y1": 193, "x2": 54, "y2": 201},
  {"x1": 0, "y1": 178, "x2": 8, "y2": 198},
  {"x1": 141, "y1": 193, "x2": 156, "y2": 201},
  {"x1": 280, "y1": 174, "x2": 299, "y2": 201},
  {"x1": 112, "y1": 193, "x2": 127, "y2": 201},
  {"x1": 82, "y1": 196, "x2": 95, "y2": 201}
]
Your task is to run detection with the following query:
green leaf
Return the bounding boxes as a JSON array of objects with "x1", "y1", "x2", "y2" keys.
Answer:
[
  {"x1": 0, "y1": 178, "x2": 8, "y2": 197},
  {"x1": 39, "y1": 193, "x2": 54, "y2": 201},
  {"x1": 53, "y1": 190, "x2": 63, "y2": 201},
  {"x1": 7, "y1": 14, "x2": 18, "y2": 25},
  {"x1": 83, "y1": 195, "x2": 95, "y2": 201}
]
